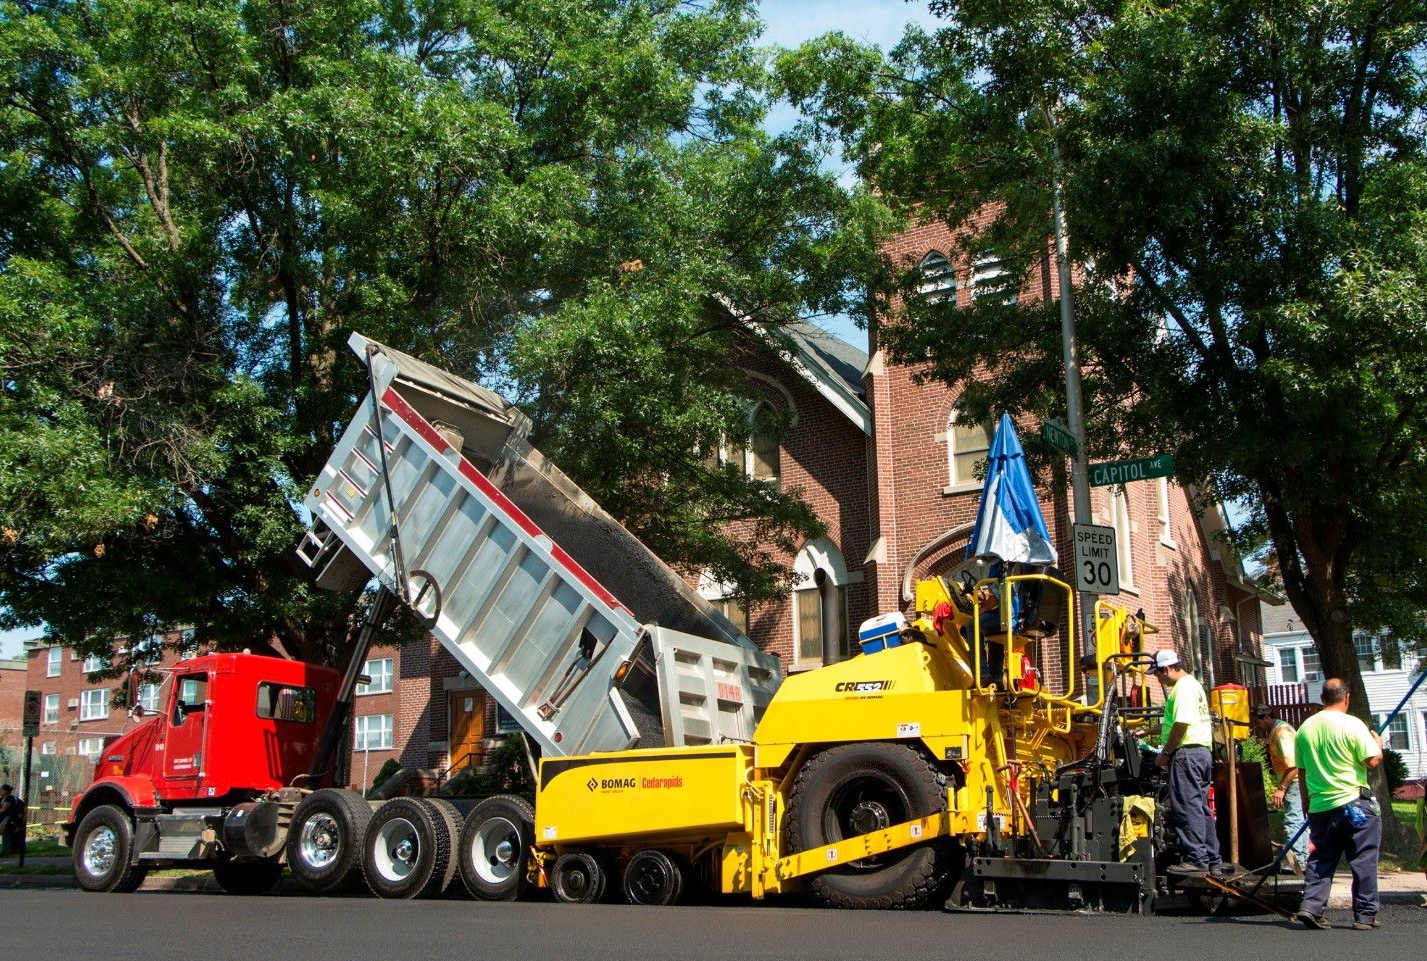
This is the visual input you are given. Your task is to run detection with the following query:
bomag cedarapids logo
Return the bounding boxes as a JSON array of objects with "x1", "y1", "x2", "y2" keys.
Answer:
[
  {"x1": 587, "y1": 775, "x2": 685, "y2": 792},
  {"x1": 834, "y1": 679, "x2": 895, "y2": 694}
]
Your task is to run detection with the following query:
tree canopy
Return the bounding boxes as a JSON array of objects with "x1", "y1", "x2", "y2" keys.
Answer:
[
  {"x1": 0, "y1": 0, "x2": 884, "y2": 668},
  {"x1": 781, "y1": 0, "x2": 1427, "y2": 676}
]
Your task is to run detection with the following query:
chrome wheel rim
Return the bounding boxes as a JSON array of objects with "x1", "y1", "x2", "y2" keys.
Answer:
[
  {"x1": 84, "y1": 825, "x2": 118, "y2": 878},
  {"x1": 298, "y1": 812, "x2": 341, "y2": 869}
]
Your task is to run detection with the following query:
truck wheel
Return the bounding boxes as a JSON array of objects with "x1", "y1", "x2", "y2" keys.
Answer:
[
  {"x1": 73, "y1": 805, "x2": 149, "y2": 893},
  {"x1": 785, "y1": 742, "x2": 952, "y2": 910},
  {"x1": 287, "y1": 788, "x2": 373, "y2": 894},
  {"x1": 550, "y1": 850, "x2": 608, "y2": 904},
  {"x1": 213, "y1": 860, "x2": 284, "y2": 895},
  {"x1": 622, "y1": 849, "x2": 685, "y2": 905},
  {"x1": 458, "y1": 795, "x2": 535, "y2": 901},
  {"x1": 362, "y1": 797, "x2": 454, "y2": 899}
]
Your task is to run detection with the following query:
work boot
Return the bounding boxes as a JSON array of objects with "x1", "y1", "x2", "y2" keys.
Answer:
[
  {"x1": 1296, "y1": 910, "x2": 1329, "y2": 930},
  {"x1": 1166, "y1": 862, "x2": 1204, "y2": 876},
  {"x1": 1352, "y1": 918, "x2": 1380, "y2": 930}
]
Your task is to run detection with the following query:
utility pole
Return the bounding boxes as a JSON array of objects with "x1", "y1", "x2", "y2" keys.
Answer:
[{"x1": 1051, "y1": 135, "x2": 1096, "y2": 656}]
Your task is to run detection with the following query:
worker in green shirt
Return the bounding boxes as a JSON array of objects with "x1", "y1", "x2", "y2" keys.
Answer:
[
  {"x1": 1293, "y1": 678, "x2": 1383, "y2": 931},
  {"x1": 1149, "y1": 649, "x2": 1224, "y2": 875}
]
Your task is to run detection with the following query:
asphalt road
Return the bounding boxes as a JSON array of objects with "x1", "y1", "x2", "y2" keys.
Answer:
[{"x1": 2, "y1": 889, "x2": 1424, "y2": 961}]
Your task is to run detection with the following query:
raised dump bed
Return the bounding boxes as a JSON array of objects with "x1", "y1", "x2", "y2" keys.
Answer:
[{"x1": 298, "y1": 333, "x2": 780, "y2": 756}]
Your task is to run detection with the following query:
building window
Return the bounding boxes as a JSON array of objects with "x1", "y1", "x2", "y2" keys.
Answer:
[
  {"x1": 137, "y1": 683, "x2": 160, "y2": 714},
  {"x1": 40, "y1": 741, "x2": 56, "y2": 756},
  {"x1": 1156, "y1": 478, "x2": 1176, "y2": 546},
  {"x1": 1300, "y1": 646, "x2": 1322, "y2": 681},
  {"x1": 1110, "y1": 486, "x2": 1134, "y2": 589},
  {"x1": 971, "y1": 252, "x2": 1015, "y2": 305},
  {"x1": 46, "y1": 647, "x2": 61, "y2": 677},
  {"x1": 1381, "y1": 634, "x2": 1402, "y2": 672},
  {"x1": 43, "y1": 693, "x2": 59, "y2": 724},
  {"x1": 178, "y1": 629, "x2": 198, "y2": 659},
  {"x1": 710, "y1": 597, "x2": 750, "y2": 637},
  {"x1": 1183, "y1": 591, "x2": 1202, "y2": 675},
  {"x1": 80, "y1": 688, "x2": 109, "y2": 721},
  {"x1": 1376, "y1": 713, "x2": 1410, "y2": 751},
  {"x1": 131, "y1": 636, "x2": 163, "y2": 665},
  {"x1": 791, "y1": 538, "x2": 852, "y2": 670},
  {"x1": 918, "y1": 251, "x2": 957, "y2": 304},
  {"x1": 356, "y1": 657, "x2": 394, "y2": 695},
  {"x1": 354, "y1": 714, "x2": 393, "y2": 751},
  {"x1": 947, "y1": 407, "x2": 991, "y2": 489},
  {"x1": 77, "y1": 737, "x2": 105, "y2": 761},
  {"x1": 1352, "y1": 632, "x2": 1377, "y2": 674},
  {"x1": 1277, "y1": 647, "x2": 1299, "y2": 684},
  {"x1": 706, "y1": 401, "x2": 782, "y2": 484},
  {"x1": 82, "y1": 653, "x2": 106, "y2": 674}
]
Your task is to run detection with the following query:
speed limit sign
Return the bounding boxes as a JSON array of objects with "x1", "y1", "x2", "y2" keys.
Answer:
[{"x1": 1073, "y1": 523, "x2": 1120, "y2": 595}]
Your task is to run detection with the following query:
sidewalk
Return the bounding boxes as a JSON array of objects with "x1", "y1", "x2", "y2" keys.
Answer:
[{"x1": 0, "y1": 856, "x2": 1421, "y2": 906}]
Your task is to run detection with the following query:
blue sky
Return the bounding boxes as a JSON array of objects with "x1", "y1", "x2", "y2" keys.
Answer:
[{"x1": 0, "y1": 2, "x2": 940, "y2": 661}]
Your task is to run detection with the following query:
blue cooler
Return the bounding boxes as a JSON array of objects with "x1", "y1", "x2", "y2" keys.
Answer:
[{"x1": 858, "y1": 612, "x2": 908, "y2": 655}]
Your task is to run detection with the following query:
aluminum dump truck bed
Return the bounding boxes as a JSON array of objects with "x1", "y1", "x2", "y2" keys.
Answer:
[{"x1": 298, "y1": 333, "x2": 780, "y2": 756}]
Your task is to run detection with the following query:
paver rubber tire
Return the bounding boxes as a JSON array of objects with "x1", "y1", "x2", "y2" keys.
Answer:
[
  {"x1": 551, "y1": 850, "x2": 609, "y2": 904},
  {"x1": 458, "y1": 794, "x2": 536, "y2": 901},
  {"x1": 287, "y1": 788, "x2": 373, "y2": 894},
  {"x1": 213, "y1": 860, "x2": 284, "y2": 895},
  {"x1": 73, "y1": 804, "x2": 149, "y2": 893},
  {"x1": 622, "y1": 849, "x2": 685, "y2": 906},
  {"x1": 362, "y1": 797, "x2": 455, "y2": 899},
  {"x1": 785, "y1": 741, "x2": 952, "y2": 910}
]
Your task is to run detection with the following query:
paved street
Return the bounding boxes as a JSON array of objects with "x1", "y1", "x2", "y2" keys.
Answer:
[{"x1": 1, "y1": 888, "x2": 1422, "y2": 961}]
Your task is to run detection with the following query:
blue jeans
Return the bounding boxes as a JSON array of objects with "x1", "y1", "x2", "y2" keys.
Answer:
[
  {"x1": 1168, "y1": 746, "x2": 1220, "y2": 869},
  {"x1": 1300, "y1": 800, "x2": 1381, "y2": 922},
  {"x1": 1281, "y1": 786, "x2": 1308, "y2": 863}
]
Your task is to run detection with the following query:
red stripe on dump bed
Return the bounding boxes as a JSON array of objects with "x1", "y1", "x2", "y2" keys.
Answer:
[{"x1": 379, "y1": 387, "x2": 629, "y2": 615}]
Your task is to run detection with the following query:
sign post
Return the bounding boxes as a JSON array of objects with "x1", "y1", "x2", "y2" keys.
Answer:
[
  {"x1": 1073, "y1": 523, "x2": 1120, "y2": 595},
  {"x1": 1089, "y1": 454, "x2": 1175, "y2": 487}
]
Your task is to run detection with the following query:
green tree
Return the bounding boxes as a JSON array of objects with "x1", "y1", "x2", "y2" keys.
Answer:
[
  {"x1": 780, "y1": 0, "x2": 1427, "y2": 845},
  {"x1": 0, "y1": 0, "x2": 879, "y2": 669}
]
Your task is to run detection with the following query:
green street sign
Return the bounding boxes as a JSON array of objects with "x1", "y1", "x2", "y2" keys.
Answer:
[
  {"x1": 1090, "y1": 454, "x2": 1175, "y2": 487},
  {"x1": 1041, "y1": 418, "x2": 1077, "y2": 456}
]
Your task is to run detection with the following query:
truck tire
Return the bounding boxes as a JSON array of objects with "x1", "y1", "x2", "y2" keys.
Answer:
[
  {"x1": 287, "y1": 788, "x2": 372, "y2": 894},
  {"x1": 362, "y1": 797, "x2": 455, "y2": 899},
  {"x1": 424, "y1": 798, "x2": 463, "y2": 897},
  {"x1": 622, "y1": 849, "x2": 685, "y2": 905},
  {"x1": 213, "y1": 860, "x2": 284, "y2": 895},
  {"x1": 73, "y1": 804, "x2": 149, "y2": 893},
  {"x1": 458, "y1": 794, "x2": 535, "y2": 901},
  {"x1": 784, "y1": 742, "x2": 952, "y2": 910},
  {"x1": 550, "y1": 850, "x2": 608, "y2": 904}
]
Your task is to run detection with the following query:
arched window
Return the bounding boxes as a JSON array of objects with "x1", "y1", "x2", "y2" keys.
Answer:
[
  {"x1": 971, "y1": 251, "x2": 1016, "y2": 305},
  {"x1": 792, "y1": 538, "x2": 851, "y2": 670},
  {"x1": 698, "y1": 571, "x2": 750, "y2": 638},
  {"x1": 1110, "y1": 486, "x2": 1135, "y2": 589},
  {"x1": 1183, "y1": 589, "x2": 1202, "y2": 675},
  {"x1": 947, "y1": 406, "x2": 991, "y2": 489},
  {"x1": 705, "y1": 400, "x2": 782, "y2": 484},
  {"x1": 918, "y1": 251, "x2": 957, "y2": 305}
]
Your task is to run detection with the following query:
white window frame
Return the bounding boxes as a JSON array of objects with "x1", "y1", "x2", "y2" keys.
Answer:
[
  {"x1": 76, "y1": 736, "x2": 105, "y2": 761},
  {"x1": 917, "y1": 251, "x2": 957, "y2": 305},
  {"x1": 1110, "y1": 486, "x2": 1135, "y2": 590},
  {"x1": 1156, "y1": 478, "x2": 1176, "y2": 547},
  {"x1": 43, "y1": 693, "x2": 59, "y2": 724},
  {"x1": 944, "y1": 407, "x2": 991, "y2": 492},
  {"x1": 83, "y1": 653, "x2": 106, "y2": 675},
  {"x1": 79, "y1": 688, "x2": 109, "y2": 721},
  {"x1": 1351, "y1": 632, "x2": 1378, "y2": 674},
  {"x1": 137, "y1": 683, "x2": 161, "y2": 714},
  {"x1": 40, "y1": 741, "x2": 56, "y2": 756},
  {"x1": 1276, "y1": 646, "x2": 1299, "y2": 684},
  {"x1": 353, "y1": 714, "x2": 394, "y2": 752},
  {"x1": 356, "y1": 657, "x2": 394, "y2": 696},
  {"x1": 1376, "y1": 713, "x2": 1410, "y2": 751},
  {"x1": 46, "y1": 647, "x2": 61, "y2": 677}
]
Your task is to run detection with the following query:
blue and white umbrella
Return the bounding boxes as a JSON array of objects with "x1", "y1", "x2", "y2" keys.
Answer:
[{"x1": 968, "y1": 413, "x2": 1058, "y2": 565}]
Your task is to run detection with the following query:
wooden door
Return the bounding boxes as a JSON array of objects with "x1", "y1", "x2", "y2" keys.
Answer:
[{"x1": 448, "y1": 690, "x2": 487, "y2": 772}]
